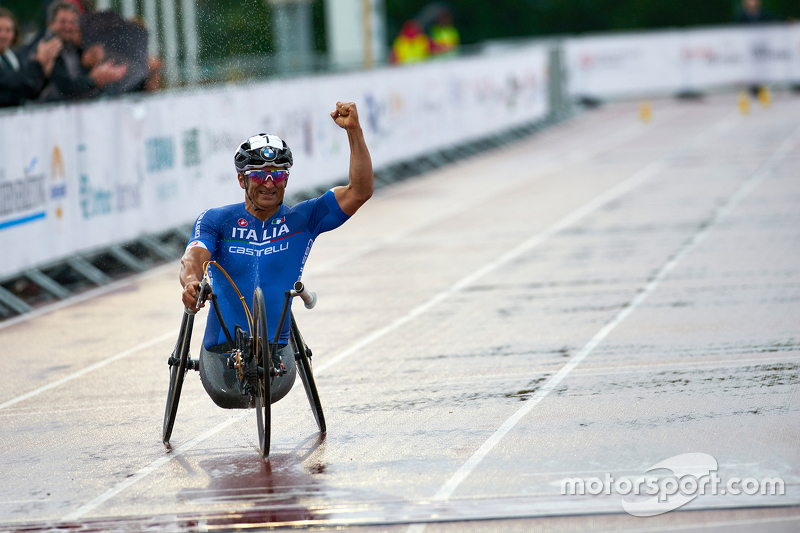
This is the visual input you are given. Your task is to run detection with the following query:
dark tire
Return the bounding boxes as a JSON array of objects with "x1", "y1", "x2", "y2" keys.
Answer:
[
  {"x1": 291, "y1": 312, "x2": 326, "y2": 433},
  {"x1": 253, "y1": 287, "x2": 272, "y2": 457},
  {"x1": 163, "y1": 310, "x2": 194, "y2": 444}
]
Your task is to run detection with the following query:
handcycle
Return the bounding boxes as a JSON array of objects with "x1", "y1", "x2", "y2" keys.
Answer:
[{"x1": 162, "y1": 262, "x2": 325, "y2": 457}]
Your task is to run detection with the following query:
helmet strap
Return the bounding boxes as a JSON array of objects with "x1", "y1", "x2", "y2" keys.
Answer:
[{"x1": 242, "y1": 176, "x2": 268, "y2": 212}]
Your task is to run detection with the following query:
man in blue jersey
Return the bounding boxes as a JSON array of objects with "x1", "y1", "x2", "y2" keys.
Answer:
[{"x1": 179, "y1": 101, "x2": 373, "y2": 408}]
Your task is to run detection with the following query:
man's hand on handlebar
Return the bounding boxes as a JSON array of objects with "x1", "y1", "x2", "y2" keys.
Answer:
[
  {"x1": 182, "y1": 279, "x2": 212, "y2": 313},
  {"x1": 180, "y1": 245, "x2": 212, "y2": 313}
]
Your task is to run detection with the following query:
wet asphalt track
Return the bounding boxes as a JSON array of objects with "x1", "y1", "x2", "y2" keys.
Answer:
[{"x1": 1, "y1": 93, "x2": 799, "y2": 532}]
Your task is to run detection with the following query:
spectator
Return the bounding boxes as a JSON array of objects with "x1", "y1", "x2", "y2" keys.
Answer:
[
  {"x1": 390, "y1": 20, "x2": 430, "y2": 65},
  {"x1": 735, "y1": 0, "x2": 776, "y2": 23},
  {"x1": 142, "y1": 55, "x2": 162, "y2": 92},
  {"x1": 20, "y1": 0, "x2": 89, "y2": 59},
  {"x1": 62, "y1": 0, "x2": 87, "y2": 15},
  {"x1": 35, "y1": 1, "x2": 126, "y2": 102},
  {"x1": 0, "y1": 7, "x2": 62, "y2": 108},
  {"x1": 429, "y1": 9, "x2": 459, "y2": 57},
  {"x1": 130, "y1": 16, "x2": 163, "y2": 92}
]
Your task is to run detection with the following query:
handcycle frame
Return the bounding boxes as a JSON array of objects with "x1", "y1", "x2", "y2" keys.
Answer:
[{"x1": 162, "y1": 279, "x2": 325, "y2": 457}]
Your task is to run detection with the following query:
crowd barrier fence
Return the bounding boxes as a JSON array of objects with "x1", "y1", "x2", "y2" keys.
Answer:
[
  {"x1": 566, "y1": 23, "x2": 800, "y2": 100},
  {"x1": 2, "y1": 22, "x2": 800, "y2": 315},
  {"x1": 0, "y1": 44, "x2": 548, "y2": 282}
]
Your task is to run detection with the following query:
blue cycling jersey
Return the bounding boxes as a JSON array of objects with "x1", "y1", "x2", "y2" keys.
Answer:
[{"x1": 187, "y1": 190, "x2": 349, "y2": 348}]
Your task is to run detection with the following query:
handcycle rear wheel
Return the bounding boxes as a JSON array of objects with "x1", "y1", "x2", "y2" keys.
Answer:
[
  {"x1": 291, "y1": 312, "x2": 326, "y2": 434},
  {"x1": 253, "y1": 287, "x2": 272, "y2": 457},
  {"x1": 163, "y1": 310, "x2": 194, "y2": 444}
]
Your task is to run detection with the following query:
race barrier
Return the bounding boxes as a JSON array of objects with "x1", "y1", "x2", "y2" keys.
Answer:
[
  {"x1": 4, "y1": 22, "x2": 800, "y2": 284},
  {"x1": 566, "y1": 23, "x2": 800, "y2": 100},
  {"x1": 0, "y1": 45, "x2": 548, "y2": 280}
]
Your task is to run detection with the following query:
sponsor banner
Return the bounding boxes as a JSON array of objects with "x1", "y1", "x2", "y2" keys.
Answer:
[
  {"x1": 567, "y1": 31, "x2": 683, "y2": 98},
  {"x1": 566, "y1": 23, "x2": 799, "y2": 99},
  {"x1": 788, "y1": 23, "x2": 800, "y2": 83},
  {"x1": 0, "y1": 45, "x2": 548, "y2": 278}
]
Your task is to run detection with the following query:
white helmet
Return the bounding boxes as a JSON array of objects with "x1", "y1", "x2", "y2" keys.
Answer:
[{"x1": 234, "y1": 133, "x2": 293, "y2": 172}]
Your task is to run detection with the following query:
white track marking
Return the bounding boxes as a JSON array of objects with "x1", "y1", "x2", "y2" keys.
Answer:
[
  {"x1": 59, "y1": 111, "x2": 742, "y2": 522},
  {"x1": 309, "y1": 123, "x2": 647, "y2": 276},
  {"x1": 430, "y1": 124, "x2": 800, "y2": 503},
  {"x1": 315, "y1": 156, "x2": 666, "y2": 375},
  {"x1": 0, "y1": 121, "x2": 647, "y2": 415},
  {"x1": 593, "y1": 515, "x2": 800, "y2": 533},
  {"x1": 406, "y1": 513, "x2": 800, "y2": 533},
  {"x1": 0, "y1": 330, "x2": 176, "y2": 411},
  {"x1": 62, "y1": 412, "x2": 248, "y2": 521},
  {"x1": 315, "y1": 115, "x2": 741, "y2": 375}
]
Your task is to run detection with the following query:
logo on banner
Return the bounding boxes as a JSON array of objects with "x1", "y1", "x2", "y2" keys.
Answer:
[
  {"x1": 145, "y1": 137, "x2": 175, "y2": 173},
  {"x1": 183, "y1": 129, "x2": 201, "y2": 168},
  {"x1": 0, "y1": 162, "x2": 47, "y2": 221},
  {"x1": 79, "y1": 175, "x2": 112, "y2": 219},
  {"x1": 76, "y1": 144, "x2": 112, "y2": 220},
  {"x1": 50, "y1": 146, "x2": 67, "y2": 219},
  {"x1": 51, "y1": 146, "x2": 65, "y2": 179}
]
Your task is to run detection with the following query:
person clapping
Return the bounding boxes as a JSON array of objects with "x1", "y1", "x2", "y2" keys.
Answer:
[
  {"x1": 0, "y1": 7, "x2": 62, "y2": 108},
  {"x1": 36, "y1": 1, "x2": 127, "y2": 102}
]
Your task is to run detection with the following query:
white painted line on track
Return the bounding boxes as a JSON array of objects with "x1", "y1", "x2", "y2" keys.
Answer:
[
  {"x1": 62, "y1": 412, "x2": 248, "y2": 522},
  {"x1": 308, "y1": 122, "x2": 648, "y2": 277},
  {"x1": 406, "y1": 514, "x2": 800, "y2": 533},
  {"x1": 59, "y1": 111, "x2": 742, "y2": 523},
  {"x1": 317, "y1": 113, "x2": 741, "y2": 376},
  {"x1": 0, "y1": 121, "x2": 647, "y2": 414},
  {"x1": 0, "y1": 330, "x2": 176, "y2": 411},
  {"x1": 591, "y1": 515, "x2": 800, "y2": 533},
  {"x1": 314, "y1": 157, "x2": 668, "y2": 375},
  {"x1": 430, "y1": 123, "x2": 800, "y2": 504},
  {"x1": 1, "y1": 117, "x2": 652, "y2": 416}
]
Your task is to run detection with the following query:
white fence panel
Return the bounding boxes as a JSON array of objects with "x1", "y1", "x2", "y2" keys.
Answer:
[
  {"x1": 566, "y1": 23, "x2": 799, "y2": 100},
  {"x1": 566, "y1": 31, "x2": 683, "y2": 99},
  {"x1": 0, "y1": 44, "x2": 548, "y2": 278}
]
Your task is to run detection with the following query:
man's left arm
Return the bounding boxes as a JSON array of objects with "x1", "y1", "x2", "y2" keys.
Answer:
[{"x1": 330, "y1": 101, "x2": 374, "y2": 216}]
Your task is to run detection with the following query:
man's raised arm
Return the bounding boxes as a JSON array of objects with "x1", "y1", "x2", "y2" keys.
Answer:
[{"x1": 330, "y1": 101, "x2": 374, "y2": 216}]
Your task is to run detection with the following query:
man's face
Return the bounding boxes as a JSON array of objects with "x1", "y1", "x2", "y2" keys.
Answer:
[
  {"x1": 238, "y1": 167, "x2": 288, "y2": 213},
  {"x1": 50, "y1": 9, "x2": 79, "y2": 45},
  {"x1": 0, "y1": 17, "x2": 14, "y2": 53}
]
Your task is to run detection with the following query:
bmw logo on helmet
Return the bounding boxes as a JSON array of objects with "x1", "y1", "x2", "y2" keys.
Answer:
[{"x1": 261, "y1": 146, "x2": 277, "y2": 161}]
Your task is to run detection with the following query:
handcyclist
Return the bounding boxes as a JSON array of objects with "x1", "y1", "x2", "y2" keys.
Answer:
[{"x1": 179, "y1": 101, "x2": 373, "y2": 408}]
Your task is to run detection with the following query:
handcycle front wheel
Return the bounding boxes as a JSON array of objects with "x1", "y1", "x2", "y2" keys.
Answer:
[
  {"x1": 163, "y1": 309, "x2": 194, "y2": 444},
  {"x1": 253, "y1": 287, "x2": 272, "y2": 457},
  {"x1": 291, "y1": 312, "x2": 326, "y2": 434}
]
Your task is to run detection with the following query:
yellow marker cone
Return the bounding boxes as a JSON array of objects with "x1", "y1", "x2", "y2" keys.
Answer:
[
  {"x1": 738, "y1": 92, "x2": 750, "y2": 115},
  {"x1": 640, "y1": 101, "x2": 652, "y2": 122},
  {"x1": 758, "y1": 86, "x2": 771, "y2": 107}
]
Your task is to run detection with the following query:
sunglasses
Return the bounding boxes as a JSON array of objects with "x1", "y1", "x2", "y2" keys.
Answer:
[{"x1": 244, "y1": 169, "x2": 289, "y2": 184}]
